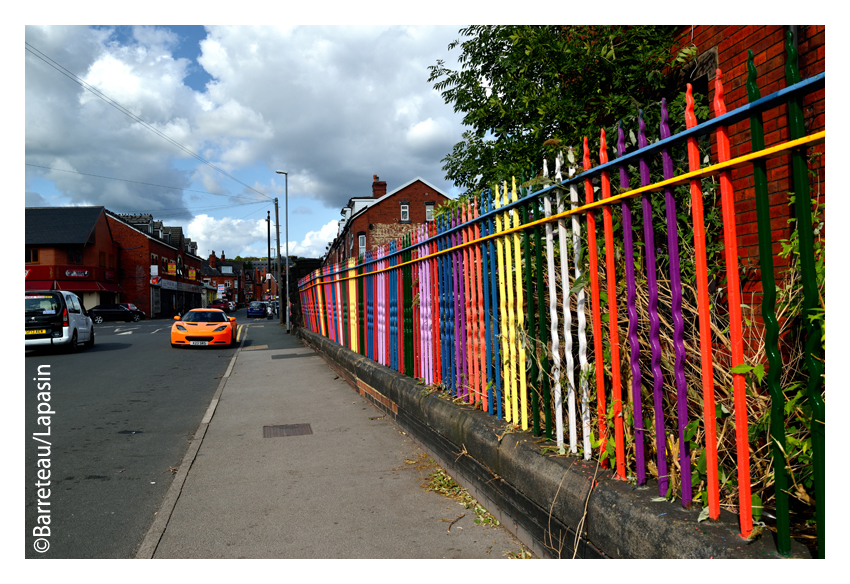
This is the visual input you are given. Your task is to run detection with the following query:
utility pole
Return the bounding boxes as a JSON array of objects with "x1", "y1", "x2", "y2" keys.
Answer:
[
  {"x1": 266, "y1": 211, "x2": 272, "y2": 317},
  {"x1": 275, "y1": 170, "x2": 290, "y2": 333},
  {"x1": 274, "y1": 197, "x2": 283, "y2": 327}
]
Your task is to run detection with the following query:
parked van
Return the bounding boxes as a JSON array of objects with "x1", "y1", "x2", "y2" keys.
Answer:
[{"x1": 25, "y1": 290, "x2": 94, "y2": 351}]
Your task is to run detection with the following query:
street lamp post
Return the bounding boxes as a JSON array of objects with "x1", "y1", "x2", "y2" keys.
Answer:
[{"x1": 275, "y1": 170, "x2": 290, "y2": 333}]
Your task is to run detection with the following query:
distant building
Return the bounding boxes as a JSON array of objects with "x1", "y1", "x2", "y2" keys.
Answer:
[
  {"x1": 204, "y1": 251, "x2": 247, "y2": 306},
  {"x1": 325, "y1": 174, "x2": 451, "y2": 266}
]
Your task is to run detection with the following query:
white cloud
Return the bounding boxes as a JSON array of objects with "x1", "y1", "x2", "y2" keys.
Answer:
[
  {"x1": 405, "y1": 117, "x2": 454, "y2": 156},
  {"x1": 188, "y1": 213, "x2": 269, "y2": 258},
  {"x1": 288, "y1": 220, "x2": 339, "y2": 258}
]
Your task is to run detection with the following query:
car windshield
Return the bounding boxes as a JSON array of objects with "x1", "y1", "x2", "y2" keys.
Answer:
[
  {"x1": 124, "y1": 304, "x2": 138, "y2": 310},
  {"x1": 182, "y1": 311, "x2": 227, "y2": 323},
  {"x1": 249, "y1": 302, "x2": 264, "y2": 308},
  {"x1": 25, "y1": 295, "x2": 61, "y2": 315}
]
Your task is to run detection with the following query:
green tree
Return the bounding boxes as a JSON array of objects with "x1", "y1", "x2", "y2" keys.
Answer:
[{"x1": 428, "y1": 25, "x2": 694, "y2": 193}]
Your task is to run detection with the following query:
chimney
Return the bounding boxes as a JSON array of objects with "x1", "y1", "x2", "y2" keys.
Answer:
[
  {"x1": 209, "y1": 251, "x2": 217, "y2": 268},
  {"x1": 372, "y1": 174, "x2": 387, "y2": 199},
  {"x1": 221, "y1": 250, "x2": 225, "y2": 260}
]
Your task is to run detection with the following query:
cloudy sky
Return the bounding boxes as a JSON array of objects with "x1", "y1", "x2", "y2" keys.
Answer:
[{"x1": 25, "y1": 24, "x2": 467, "y2": 260}]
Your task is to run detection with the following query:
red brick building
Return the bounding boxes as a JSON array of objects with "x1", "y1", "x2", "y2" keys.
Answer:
[
  {"x1": 204, "y1": 251, "x2": 248, "y2": 306},
  {"x1": 669, "y1": 25, "x2": 825, "y2": 353},
  {"x1": 249, "y1": 265, "x2": 279, "y2": 301},
  {"x1": 25, "y1": 206, "x2": 123, "y2": 310},
  {"x1": 326, "y1": 175, "x2": 451, "y2": 266},
  {"x1": 105, "y1": 212, "x2": 204, "y2": 318}
]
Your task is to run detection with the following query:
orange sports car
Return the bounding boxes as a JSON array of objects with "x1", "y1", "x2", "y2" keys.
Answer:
[{"x1": 170, "y1": 308, "x2": 238, "y2": 348}]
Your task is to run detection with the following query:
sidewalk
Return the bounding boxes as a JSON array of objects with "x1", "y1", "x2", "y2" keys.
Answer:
[{"x1": 141, "y1": 320, "x2": 523, "y2": 559}]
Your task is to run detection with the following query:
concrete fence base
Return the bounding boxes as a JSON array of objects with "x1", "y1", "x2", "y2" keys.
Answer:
[{"x1": 297, "y1": 327, "x2": 810, "y2": 559}]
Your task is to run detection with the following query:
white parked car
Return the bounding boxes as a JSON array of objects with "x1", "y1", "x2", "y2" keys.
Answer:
[{"x1": 25, "y1": 290, "x2": 94, "y2": 351}]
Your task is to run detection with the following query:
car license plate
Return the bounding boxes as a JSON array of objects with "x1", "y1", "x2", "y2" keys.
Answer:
[
  {"x1": 190, "y1": 341, "x2": 208, "y2": 346},
  {"x1": 26, "y1": 329, "x2": 47, "y2": 335}
]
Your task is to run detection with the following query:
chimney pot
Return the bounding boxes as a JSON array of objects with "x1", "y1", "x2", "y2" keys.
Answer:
[{"x1": 372, "y1": 174, "x2": 387, "y2": 199}]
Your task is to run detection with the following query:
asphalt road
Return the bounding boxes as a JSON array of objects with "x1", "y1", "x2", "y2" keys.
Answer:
[{"x1": 24, "y1": 308, "x2": 256, "y2": 558}]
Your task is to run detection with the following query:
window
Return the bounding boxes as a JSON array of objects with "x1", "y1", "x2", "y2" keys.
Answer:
[
  {"x1": 358, "y1": 233, "x2": 366, "y2": 257},
  {"x1": 66, "y1": 295, "x2": 81, "y2": 314},
  {"x1": 99, "y1": 252, "x2": 106, "y2": 267},
  {"x1": 68, "y1": 247, "x2": 83, "y2": 264},
  {"x1": 425, "y1": 203, "x2": 434, "y2": 222},
  {"x1": 108, "y1": 254, "x2": 115, "y2": 269},
  {"x1": 400, "y1": 204, "x2": 409, "y2": 222},
  {"x1": 26, "y1": 248, "x2": 39, "y2": 263},
  {"x1": 222, "y1": 265, "x2": 233, "y2": 274}
]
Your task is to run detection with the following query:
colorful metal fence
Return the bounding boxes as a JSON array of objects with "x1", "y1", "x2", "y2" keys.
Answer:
[{"x1": 298, "y1": 42, "x2": 824, "y2": 557}]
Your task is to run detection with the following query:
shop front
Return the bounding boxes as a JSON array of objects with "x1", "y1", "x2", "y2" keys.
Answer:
[
  {"x1": 25, "y1": 265, "x2": 124, "y2": 309},
  {"x1": 150, "y1": 276, "x2": 203, "y2": 318}
]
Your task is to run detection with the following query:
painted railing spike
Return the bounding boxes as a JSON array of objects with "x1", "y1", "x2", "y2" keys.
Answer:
[
  {"x1": 600, "y1": 128, "x2": 625, "y2": 479},
  {"x1": 543, "y1": 156, "x2": 564, "y2": 451},
  {"x1": 639, "y1": 109, "x2": 668, "y2": 497},
  {"x1": 618, "y1": 120, "x2": 645, "y2": 484},
  {"x1": 583, "y1": 136, "x2": 607, "y2": 463},
  {"x1": 715, "y1": 67, "x2": 753, "y2": 538},
  {"x1": 686, "y1": 82, "x2": 720, "y2": 519},
  {"x1": 661, "y1": 98, "x2": 692, "y2": 506}
]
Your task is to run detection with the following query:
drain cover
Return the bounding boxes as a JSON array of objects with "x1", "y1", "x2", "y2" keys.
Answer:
[{"x1": 263, "y1": 424, "x2": 313, "y2": 438}]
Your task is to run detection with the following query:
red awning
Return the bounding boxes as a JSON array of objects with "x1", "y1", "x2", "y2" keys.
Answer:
[
  {"x1": 56, "y1": 281, "x2": 100, "y2": 292},
  {"x1": 25, "y1": 280, "x2": 55, "y2": 291},
  {"x1": 98, "y1": 282, "x2": 125, "y2": 293}
]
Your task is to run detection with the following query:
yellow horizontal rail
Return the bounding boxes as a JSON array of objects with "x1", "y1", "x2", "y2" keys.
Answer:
[{"x1": 299, "y1": 130, "x2": 824, "y2": 292}]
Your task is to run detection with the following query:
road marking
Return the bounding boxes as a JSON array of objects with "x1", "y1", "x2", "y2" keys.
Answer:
[
  {"x1": 116, "y1": 331, "x2": 133, "y2": 335},
  {"x1": 151, "y1": 327, "x2": 166, "y2": 334}
]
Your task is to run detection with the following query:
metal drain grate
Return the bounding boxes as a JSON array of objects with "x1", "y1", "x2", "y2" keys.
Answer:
[{"x1": 263, "y1": 424, "x2": 313, "y2": 438}]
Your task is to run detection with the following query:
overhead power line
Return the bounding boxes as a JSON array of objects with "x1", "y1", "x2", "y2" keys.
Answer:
[{"x1": 25, "y1": 42, "x2": 274, "y2": 202}]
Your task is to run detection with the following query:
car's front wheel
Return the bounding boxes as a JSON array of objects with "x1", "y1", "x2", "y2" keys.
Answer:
[
  {"x1": 93, "y1": 315, "x2": 104, "y2": 324},
  {"x1": 132, "y1": 314, "x2": 141, "y2": 322}
]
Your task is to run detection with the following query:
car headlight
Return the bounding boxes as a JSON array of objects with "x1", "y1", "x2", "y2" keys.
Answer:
[
  {"x1": 213, "y1": 325, "x2": 227, "y2": 332},
  {"x1": 176, "y1": 324, "x2": 187, "y2": 331}
]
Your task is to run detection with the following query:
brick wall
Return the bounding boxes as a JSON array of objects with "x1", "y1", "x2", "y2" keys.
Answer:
[
  {"x1": 108, "y1": 217, "x2": 155, "y2": 315},
  {"x1": 671, "y1": 25, "x2": 825, "y2": 356}
]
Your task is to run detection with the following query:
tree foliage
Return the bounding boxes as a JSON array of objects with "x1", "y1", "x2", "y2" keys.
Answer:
[{"x1": 428, "y1": 25, "x2": 695, "y2": 194}]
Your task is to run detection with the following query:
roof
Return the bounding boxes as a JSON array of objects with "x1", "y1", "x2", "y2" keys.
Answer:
[
  {"x1": 199, "y1": 263, "x2": 222, "y2": 277},
  {"x1": 26, "y1": 206, "x2": 106, "y2": 246},
  {"x1": 104, "y1": 210, "x2": 201, "y2": 257},
  {"x1": 163, "y1": 225, "x2": 184, "y2": 246},
  {"x1": 346, "y1": 177, "x2": 450, "y2": 225}
]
